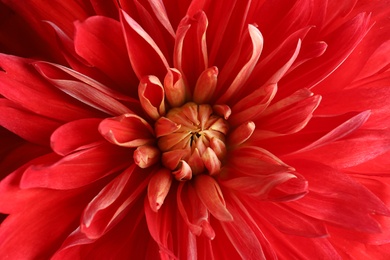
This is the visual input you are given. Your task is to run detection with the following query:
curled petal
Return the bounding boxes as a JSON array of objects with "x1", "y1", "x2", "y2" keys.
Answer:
[
  {"x1": 173, "y1": 160, "x2": 193, "y2": 181},
  {"x1": 154, "y1": 117, "x2": 181, "y2": 138},
  {"x1": 212, "y1": 104, "x2": 231, "y2": 120},
  {"x1": 227, "y1": 121, "x2": 256, "y2": 147},
  {"x1": 217, "y1": 24, "x2": 264, "y2": 103},
  {"x1": 164, "y1": 68, "x2": 188, "y2": 107},
  {"x1": 138, "y1": 76, "x2": 166, "y2": 120},
  {"x1": 201, "y1": 147, "x2": 221, "y2": 176},
  {"x1": 99, "y1": 114, "x2": 155, "y2": 147},
  {"x1": 161, "y1": 149, "x2": 189, "y2": 170},
  {"x1": 194, "y1": 174, "x2": 233, "y2": 221},
  {"x1": 209, "y1": 137, "x2": 227, "y2": 160},
  {"x1": 187, "y1": 148, "x2": 205, "y2": 175},
  {"x1": 193, "y1": 66, "x2": 218, "y2": 104},
  {"x1": 133, "y1": 145, "x2": 161, "y2": 168},
  {"x1": 148, "y1": 168, "x2": 172, "y2": 212}
]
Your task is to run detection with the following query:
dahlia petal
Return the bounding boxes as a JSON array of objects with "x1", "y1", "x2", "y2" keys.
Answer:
[
  {"x1": 287, "y1": 160, "x2": 390, "y2": 233},
  {"x1": 287, "y1": 41, "x2": 328, "y2": 74},
  {"x1": 267, "y1": 172, "x2": 309, "y2": 202},
  {"x1": 193, "y1": 66, "x2": 218, "y2": 104},
  {"x1": 247, "y1": 26, "x2": 311, "y2": 94},
  {"x1": 284, "y1": 12, "x2": 372, "y2": 90},
  {"x1": 144, "y1": 194, "x2": 178, "y2": 259},
  {"x1": 120, "y1": 9, "x2": 169, "y2": 80},
  {"x1": 228, "y1": 146, "x2": 292, "y2": 176},
  {"x1": 244, "y1": 199, "x2": 328, "y2": 238},
  {"x1": 201, "y1": 147, "x2": 221, "y2": 176},
  {"x1": 219, "y1": 200, "x2": 268, "y2": 259},
  {"x1": 54, "y1": 203, "x2": 153, "y2": 259},
  {"x1": 252, "y1": 111, "x2": 373, "y2": 156},
  {"x1": 148, "y1": 168, "x2": 172, "y2": 212},
  {"x1": 74, "y1": 16, "x2": 137, "y2": 89},
  {"x1": 134, "y1": 145, "x2": 161, "y2": 168},
  {"x1": 177, "y1": 182, "x2": 215, "y2": 240},
  {"x1": 357, "y1": 39, "x2": 390, "y2": 80},
  {"x1": 229, "y1": 83, "x2": 277, "y2": 126},
  {"x1": 217, "y1": 25, "x2": 264, "y2": 103},
  {"x1": 293, "y1": 110, "x2": 371, "y2": 154},
  {"x1": 81, "y1": 165, "x2": 150, "y2": 239},
  {"x1": 295, "y1": 128, "x2": 390, "y2": 169},
  {"x1": 187, "y1": 148, "x2": 205, "y2": 174},
  {"x1": 227, "y1": 121, "x2": 256, "y2": 147},
  {"x1": 0, "y1": 99, "x2": 60, "y2": 146},
  {"x1": 258, "y1": 89, "x2": 321, "y2": 135},
  {"x1": 161, "y1": 149, "x2": 189, "y2": 170},
  {"x1": 264, "y1": 39, "x2": 301, "y2": 85},
  {"x1": 98, "y1": 114, "x2": 155, "y2": 147},
  {"x1": 209, "y1": 137, "x2": 226, "y2": 160},
  {"x1": 138, "y1": 75, "x2": 166, "y2": 120},
  {"x1": 20, "y1": 144, "x2": 130, "y2": 190},
  {"x1": 50, "y1": 118, "x2": 104, "y2": 156},
  {"x1": 164, "y1": 68, "x2": 188, "y2": 107},
  {"x1": 34, "y1": 61, "x2": 133, "y2": 116},
  {"x1": 89, "y1": 0, "x2": 119, "y2": 19},
  {"x1": 212, "y1": 104, "x2": 231, "y2": 120},
  {"x1": 174, "y1": 11, "x2": 208, "y2": 86},
  {"x1": 221, "y1": 173, "x2": 298, "y2": 200},
  {"x1": 173, "y1": 160, "x2": 193, "y2": 181},
  {"x1": 317, "y1": 82, "x2": 390, "y2": 129},
  {"x1": 0, "y1": 188, "x2": 94, "y2": 259},
  {"x1": 194, "y1": 175, "x2": 233, "y2": 221},
  {"x1": 154, "y1": 116, "x2": 181, "y2": 138},
  {"x1": 148, "y1": 0, "x2": 176, "y2": 37},
  {"x1": 0, "y1": 54, "x2": 101, "y2": 121}
]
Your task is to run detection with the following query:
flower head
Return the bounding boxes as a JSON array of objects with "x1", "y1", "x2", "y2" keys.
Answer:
[{"x1": 0, "y1": 0, "x2": 390, "y2": 259}]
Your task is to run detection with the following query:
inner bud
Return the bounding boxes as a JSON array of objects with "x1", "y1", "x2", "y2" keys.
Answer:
[{"x1": 155, "y1": 102, "x2": 229, "y2": 180}]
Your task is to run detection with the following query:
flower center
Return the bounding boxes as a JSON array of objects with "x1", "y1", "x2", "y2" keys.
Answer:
[{"x1": 155, "y1": 102, "x2": 229, "y2": 180}]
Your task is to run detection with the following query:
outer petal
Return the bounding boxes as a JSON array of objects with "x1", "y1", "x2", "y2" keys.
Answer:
[
  {"x1": 0, "y1": 99, "x2": 60, "y2": 146},
  {"x1": 120, "y1": 9, "x2": 169, "y2": 80},
  {"x1": 99, "y1": 114, "x2": 155, "y2": 147},
  {"x1": 20, "y1": 144, "x2": 131, "y2": 190}
]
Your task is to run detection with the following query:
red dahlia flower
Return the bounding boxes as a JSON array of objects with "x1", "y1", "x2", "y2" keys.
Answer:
[{"x1": 0, "y1": 0, "x2": 390, "y2": 259}]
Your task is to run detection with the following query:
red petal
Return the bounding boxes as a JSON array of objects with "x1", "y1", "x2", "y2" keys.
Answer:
[
  {"x1": 294, "y1": 128, "x2": 390, "y2": 169},
  {"x1": 227, "y1": 121, "x2": 256, "y2": 147},
  {"x1": 0, "y1": 99, "x2": 60, "y2": 146},
  {"x1": 287, "y1": 160, "x2": 390, "y2": 233},
  {"x1": 81, "y1": 165, "x2": 150, "y2": 239},
  {"x1": 177, "y1": 182, "x2": 215, "y2": 239},
  {"x1": 148, "y1": 168, "x2": 172, "y2": 212},
  {"x1": 133, "y1": 145, "x2": 161, "y2": 168},
  {"x1": 164, "y1": 68, "x2": 188, "y2": 107},
  {"x1": 74, "y1": 16, "x2": 137, "y2": 90},
  {"x1": 120, "y1": 9, "x2": 169, "y2": 80},
  {"x1": 258, "y1": 89, "x2": 321, "y2": 135},
  {"x1": 99, "y1": 114, "x2": 155, "y2": 147},
  {"x1": 193, "y1": 174, "x2": 233, "y2": 221},
  {"x1": 174, "y1": 11, "x2": 208, "y2": 86},
  {"x1": 193, "y1": 66, "x2": 218, "y2": 104},
  {"x1": 20, "y1": 144, "x2": 131, "y2": 190},
  {"x1": 50, "y1": 118, "x2": 104, "y2": 156},
  {"x1": 34, "y1": 61, "x2": 133, "y2": 116},
  {"x1": 0, "y1": 54, "x2": 100, "y2": 121},
  {"x1": 138, "y1": 75, "x2": 166, "y2": 120},
  {"x1": 229, "y1": 83, "x2": 277, "y2": 126},
  {"x1": 217, "y1": 24, "x2": 264, "y2": 103}
]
